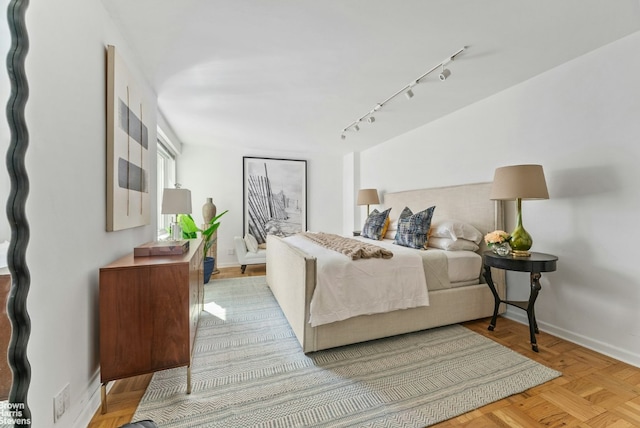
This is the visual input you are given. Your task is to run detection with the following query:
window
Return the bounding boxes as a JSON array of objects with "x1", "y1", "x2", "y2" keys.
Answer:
[{"x1": 157, "y1": 141, "x2": 176, "y2": 238}]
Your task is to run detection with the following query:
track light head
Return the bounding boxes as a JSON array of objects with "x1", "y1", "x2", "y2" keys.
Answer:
[
  {"x1": 367, "y1": 116, "x2": 375, "y2": 123},
  {"x1": 405, "y1": 88, "x2": 414, "y2": 99},
  {"x1": 353, "y1": 124, "x2": 360, "y2": 132},
  {"x1": 439, "y1": 68, "x2": 451, "y2": 81},
  {"x1": 341, "y1": 134, "x2": 346, "y2": 140}
]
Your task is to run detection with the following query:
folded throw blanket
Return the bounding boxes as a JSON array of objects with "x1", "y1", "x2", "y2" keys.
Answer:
[{"x1": 300, "y1": 232, "x2": 393, "y2": 260}]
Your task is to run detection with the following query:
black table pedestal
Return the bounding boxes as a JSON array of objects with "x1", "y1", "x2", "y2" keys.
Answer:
[{"x1": 483, "y1": 251, "x2": 558, "y2": 352}]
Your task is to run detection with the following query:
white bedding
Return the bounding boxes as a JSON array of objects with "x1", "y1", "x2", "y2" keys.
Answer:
[
  {"x1": 284, "y1": 235, "x2": 430, "y2": 327},
  {"x1": 376, "y1": 239, "x2": 482, "y2": 291},
  {"x1": 443, "y1": 250, "x2": 482, "y2": 284}
]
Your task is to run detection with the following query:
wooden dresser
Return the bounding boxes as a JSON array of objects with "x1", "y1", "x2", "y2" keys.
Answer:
[{"x1": 99, "y1": 238, "x2": 203, "y2": 413}]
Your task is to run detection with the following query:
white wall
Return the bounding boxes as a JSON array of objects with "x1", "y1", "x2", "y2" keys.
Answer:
[
  {"x1": 358, "y1": 31, "x2": 640, "y2": 366},
  {"x1": 342, "y1": 152, "x2": 357, "y2": 236},
  {"x1": 24, "y1": 1, "x2": 158, "y2": 426},
  {"x1": 178, "y1": 144, "x2": 344, "y2": 267}
]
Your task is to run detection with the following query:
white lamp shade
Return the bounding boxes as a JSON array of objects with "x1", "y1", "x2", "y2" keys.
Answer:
[
  {"x1": 490, "y1": 165, "x2": 549, "y2": 201},
  {"x1": 161, "y1": 188, "x2": 193, "y2": 214},
  {"x1": 357, "y1": 189, "x2": 380, "y2": 206}
]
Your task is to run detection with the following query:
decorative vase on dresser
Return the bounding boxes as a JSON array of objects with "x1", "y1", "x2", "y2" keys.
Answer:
[
  {"x1": 202, "y1": 197, "x2": 219, "y2": 275},
  {"x1": 202, "y1": 197, "x2": 216, "y2": 225}
]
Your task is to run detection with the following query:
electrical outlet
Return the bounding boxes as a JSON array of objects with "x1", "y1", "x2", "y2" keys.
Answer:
[
  {"x1": 53, "y1": 383, "x2": 69, "y2": 422},
  {"x1": 62, "y1": 384, "x2": 71, "y2": 415},
  {"x1": 227, "y1": 249, "x2": 235, "y2": 255},
  {"x1": 53, "y1": 391, "x2": 64, "y2": 422}
]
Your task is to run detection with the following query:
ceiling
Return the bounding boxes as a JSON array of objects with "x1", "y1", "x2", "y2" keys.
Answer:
[{"x1": 102, "y1": 0, "x2": 640, "y2": 155}]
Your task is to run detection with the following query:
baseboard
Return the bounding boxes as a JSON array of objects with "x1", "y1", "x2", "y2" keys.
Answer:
[
  {"x1": 504, "y1": 310, "x2": 640, "y2": 368},
  {"x1": 216, "y1": 262, "x2": 238, "y2": 269},
  {"x1": 217, "y1": 262, "x2": 265, "y2": 269},
  {"x1": 71, "y1": 373, "x2": 112, "y2": 428}
]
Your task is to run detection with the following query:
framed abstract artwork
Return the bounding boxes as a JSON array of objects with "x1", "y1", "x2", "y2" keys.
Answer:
[
  {"x1": 243, "y1": 156, "x2": 307, "y2": 244},
  {"x1": 106, "y1": 45, "x2": 151, "y2": 231}
]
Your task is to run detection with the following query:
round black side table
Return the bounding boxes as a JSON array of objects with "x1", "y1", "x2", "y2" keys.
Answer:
[{"x1": 483, "y1": 251, "x2": 558, "y2": 352}]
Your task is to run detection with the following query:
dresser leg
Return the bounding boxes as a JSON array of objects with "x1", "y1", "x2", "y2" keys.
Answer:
[
  {"x1": 100, "y1": 383, "x2": 107, "y2": 414},
  {"x1": 187, "y1": 365, "x2": 192, "y2": 394}
]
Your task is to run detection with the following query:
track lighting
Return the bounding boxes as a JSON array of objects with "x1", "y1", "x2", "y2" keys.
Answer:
[
  {"x1": 340, "y1": 46, "x2": 466, "y2": 139},
  {"x1": 439, "y1": 67, "x2": 451, "y2": 81}
]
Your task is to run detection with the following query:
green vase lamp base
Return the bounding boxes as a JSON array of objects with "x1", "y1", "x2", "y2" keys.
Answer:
[
  {"x1": 511, "y1": 249, "x2": 531, "y2": 258},
  {"x1": 510, "y1": 198, "x2": 533, "y2": 258}
]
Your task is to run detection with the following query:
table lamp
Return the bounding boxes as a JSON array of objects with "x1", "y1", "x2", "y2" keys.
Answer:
[
  {"x1": 490, "y1": 165, "x2": 549, "y2": 257},
  {"x1": 161, "y1": 187, "x2": 192, "y2": 241},
  {"x1": 357, "y1": 189, "x2": 380, "y2": 216}
]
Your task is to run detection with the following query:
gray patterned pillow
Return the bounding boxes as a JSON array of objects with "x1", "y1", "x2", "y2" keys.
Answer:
[
  {"x1": 361, "y1": 208, "x2": 391, "y2": 240},
  {"x1": 394, "y1": 206, "x2": 436, "y2": 249},
  {"x1": 391, "y1": 206, "x2": 414, "y2": 241}
]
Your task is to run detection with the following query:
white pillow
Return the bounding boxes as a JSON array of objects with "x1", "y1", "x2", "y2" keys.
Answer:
[
  {"x1": 383, "y1": 220, "x2": 399, "y2": 240},
  {"x1": 431, "y1": 220, "x2": 483, "y2": 244},
  {"x1": 428, "y1": 237, "x2": 479, "y2": 251},
  {"x1": 244, "y1": 233, "x2": 259, "y2": 253}
]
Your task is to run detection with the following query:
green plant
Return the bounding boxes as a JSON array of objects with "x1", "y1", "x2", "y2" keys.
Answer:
[{"x1": 179, "y1": 210, "x2": 228, "y2": 257}]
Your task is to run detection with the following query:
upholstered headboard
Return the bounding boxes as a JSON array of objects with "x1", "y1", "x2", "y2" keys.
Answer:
[{"x1": 382, "y1": 182, "x2": 504, "y2": 253}]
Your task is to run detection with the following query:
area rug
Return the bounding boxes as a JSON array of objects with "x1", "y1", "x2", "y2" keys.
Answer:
[{"x1": 132, "y1": 276, "x2": 560, "y2": 427}]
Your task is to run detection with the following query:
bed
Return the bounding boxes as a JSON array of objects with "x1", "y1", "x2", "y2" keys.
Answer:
[{"x1": 266, "y1": 182, "x2": 506, "y2": 353}]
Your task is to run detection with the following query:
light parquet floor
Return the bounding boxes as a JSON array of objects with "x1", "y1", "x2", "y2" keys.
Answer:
[{"x1": 89, "y1": 266, "x2": 640, "y2": 428}]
